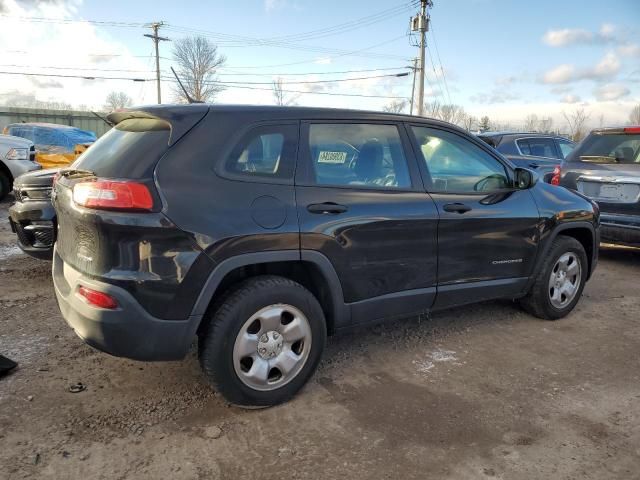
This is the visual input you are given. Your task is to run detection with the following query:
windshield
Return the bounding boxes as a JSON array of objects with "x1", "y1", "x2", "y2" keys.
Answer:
[{"x1": 568, "y1": 133, "x2": 640, "y2": 164}]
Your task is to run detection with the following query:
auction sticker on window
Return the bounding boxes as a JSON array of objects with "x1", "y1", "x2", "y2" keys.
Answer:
[{"x1": 318, "y1": 151, "x2": 347, "y2": 164}]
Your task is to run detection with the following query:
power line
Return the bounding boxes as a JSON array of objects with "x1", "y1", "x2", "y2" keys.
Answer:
[
  {"x1": 429, "y1": 22, "x2": 452, "y2": 104},
  {"x1": 165, "y1": 81, "x2": 409, "y2": 99},
  {"x1": 223, "y1": 35, "x2": 410, "y2": 69},
  {"x1": 165, "y1": 2, "x2": 417, "y2": 45},
  {"x1": 0, "y1": 64, "x2": 156, "y2": 73},
  {"x1": 0, "y1": 14, "x2": 146, "y2": 27},
  {"x1": 168, "y1": 72, "x2": 409, "y2": 86},
  {"x1": 0, "y1": 71, "x2": 149, "y2": 81}
]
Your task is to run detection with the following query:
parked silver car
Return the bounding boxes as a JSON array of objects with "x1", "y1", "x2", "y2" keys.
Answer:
[{"x1": 0, "y1": 134, "x2": 41, "y2": 200}]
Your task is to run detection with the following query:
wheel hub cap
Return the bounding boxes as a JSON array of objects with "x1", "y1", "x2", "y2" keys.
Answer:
[
  {"x1": 232, "y1": 304, "x2": 313, "y2": 392},
  {"x1": 548, "y1": 252, "x2": 582, "y2": 309},
  {"x1": 257, "y1": 331, "x2": 284, "y2": 359}
]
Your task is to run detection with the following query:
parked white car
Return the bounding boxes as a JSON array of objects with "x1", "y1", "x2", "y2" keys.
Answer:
[{"x1": 0, "y1": 134, "x2": 41, "y2": 200}]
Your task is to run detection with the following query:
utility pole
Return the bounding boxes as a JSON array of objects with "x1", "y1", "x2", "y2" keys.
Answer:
[
  {"x1": 144, "y1": 22, "x2": 169, "y2": 104},
  {"x1": 410, "y1": 1, "x2": 432, "y2": 116},
  {"x1": 409, "y1": 57, "x2": 418, "y2": 115}
]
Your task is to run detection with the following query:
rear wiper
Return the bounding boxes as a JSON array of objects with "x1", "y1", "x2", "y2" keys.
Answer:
[
  {"x1": 579, "y1": 155, "x2": 619, "y2": 163},
  {"x1": 59, "y1": 168, "x2": 96, "y2": 179}
]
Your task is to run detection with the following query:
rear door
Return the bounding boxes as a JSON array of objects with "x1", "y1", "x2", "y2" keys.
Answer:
[
  {"x1": 408, "y1": 125, "x2": 540, "y2": 308},
  {"x1": 295, "y1": 121, "x2": 439, "y2": 324}
]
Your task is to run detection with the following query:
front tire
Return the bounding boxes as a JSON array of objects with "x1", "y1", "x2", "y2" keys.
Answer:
[
  {"x1": 198, "y1": 275, "x2": 326, "y2": 407},
  {"x1": 519, "y1": 236, "x2": 588, "y2": 320}
]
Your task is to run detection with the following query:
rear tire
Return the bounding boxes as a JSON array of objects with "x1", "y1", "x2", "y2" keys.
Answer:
[
  {"x1": 198, "y1": 275, "x2": 326, "y2": 407},
  {"x1": 0, "y1": 171, "x2": 10, "y2": 201},
  {"x1": 519, "y1": 236, "x2": 588, "y2": 320}
]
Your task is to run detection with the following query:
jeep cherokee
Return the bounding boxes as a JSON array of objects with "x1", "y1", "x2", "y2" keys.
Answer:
[{"x1": 52, "y1": 105, "x2": 599, "y2": 407}]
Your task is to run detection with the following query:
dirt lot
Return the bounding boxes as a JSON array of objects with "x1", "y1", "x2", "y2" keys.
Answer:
[{"x1": 0, "y1": 196, "x2": 639, "y2": 480}]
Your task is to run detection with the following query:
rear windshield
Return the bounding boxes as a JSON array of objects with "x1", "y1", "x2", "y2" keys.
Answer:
[
  {"x1": 72, "y1": 118, "x2": 170, "y2": 178},
  {"x1": 568, "y1": 133, "x2": 640, "y2": 164}
]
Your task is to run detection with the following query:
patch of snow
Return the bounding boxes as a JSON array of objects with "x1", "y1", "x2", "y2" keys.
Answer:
[
  {"x1": 413, "y1": 348, "x2": 458, "y2": 374},
  {"x1": 0, "y1": 244, "x2": 24, "y2": 259}
]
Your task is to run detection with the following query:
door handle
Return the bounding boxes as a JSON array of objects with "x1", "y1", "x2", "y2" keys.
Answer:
[
  {"x1": 443, "y1": 203, "x2": 472, "y2": 214},
  {"x1": 307, "y1": 202, "x2": 348, "y2": 214},
  {"x1": 528, "y1": 163, "x2": 540, "y2": 169}
]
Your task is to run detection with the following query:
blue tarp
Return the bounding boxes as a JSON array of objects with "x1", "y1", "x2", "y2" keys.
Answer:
[{"x1": 5, "y1": 123, "x2": 96, "y2": 153}]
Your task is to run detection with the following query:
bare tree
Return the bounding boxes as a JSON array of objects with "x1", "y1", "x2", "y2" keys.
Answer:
[
  {"x1": 538, "y1": 116, "x2": 553, "y2": 133},
  {"x1": 421, "y1": 101, "x2": 467, "y2": 126},
  {"x1": 524, "y1": 114, "x2": 539, "y2": 132},
  {"x1": 562, "y1": 108, "x2": 591, "y2": 141},
  {"x1": 382, "y1": 99, "x2": 408, "y2": 114},
  {"x1": 272, "y1": 77, "x2": 299, "y2": 106},
  {"x1": 423, "y1": 100, "x2": 442, "y2": 119},
  {"x1": 440, "y1": 104, "x2": 467, "y2": 126},
  {"x1": 461, "y1": 113, "x2": 477, "y2": 132},
  {"x1": 104, "y1": 91, "x2": 132, "y2": 111},
  {"x1": 172, "y1": 36, "x2": 226, "y2": 103},
  {"x1": 629, "y1": 104, "x2": 640, "y2": 125}
]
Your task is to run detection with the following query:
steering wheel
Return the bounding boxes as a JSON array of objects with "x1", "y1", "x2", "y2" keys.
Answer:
[{"x1": 474, "y1": 174, "x2": 507, "y2": 192}]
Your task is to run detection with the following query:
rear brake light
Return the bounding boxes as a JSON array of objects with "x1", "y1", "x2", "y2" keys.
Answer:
[
  {"x1": 78, "y1": 286, "x2": 118, "y2": 309},
  {"x1": 72, "y1": 180, "x2": 153, "y2": 211},
  {"x1": 550, "y1": 165, "x2": 561, "y2": 186},
  {"x1": 624, "y1": 126, "x2": 640, "y2": 133}
]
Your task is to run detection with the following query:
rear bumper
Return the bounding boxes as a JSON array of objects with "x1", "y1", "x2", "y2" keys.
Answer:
[
  {"x1": 52, "y1": 248, "x2": 202, "y2": 361},
  {"x1": 600, "y1": 213, "x2": 640, "y2": 246},
  {"x1": 8, "y1": 199, "x2": 56, "y2": 259}
]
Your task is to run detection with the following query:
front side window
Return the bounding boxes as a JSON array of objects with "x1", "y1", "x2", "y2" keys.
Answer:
[
  {"x1": 412, "y1": 126, "x2": 510, "y2": 193},
  {"x1": 517, "y1": 138, "x2": 558, "y2": 158},
  {"x1": 307, "y1": 123, "x2": 411, "y2": 189},
  {"x1": 224, "y1": 125, "x2": 297, "y2": 180}
]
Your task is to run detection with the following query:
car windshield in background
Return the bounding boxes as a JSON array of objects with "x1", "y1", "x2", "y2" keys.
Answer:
[{"x1": 572, "y1": 134, "x2": 640, "y2": 164}]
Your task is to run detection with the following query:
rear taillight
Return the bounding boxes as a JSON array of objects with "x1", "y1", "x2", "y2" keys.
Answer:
[
  {"x1": 72, "y1": 180, "x2": 153, "y2": 211},
  {"x1": 78, "y1": 286, "x2": 118, "y2": 309},
  {"x1": 624, "y1": 126, "x2": 640, "y2": 133},
  {"x1": 550, "y1": 165, "x2": 561, "y2": 186}
]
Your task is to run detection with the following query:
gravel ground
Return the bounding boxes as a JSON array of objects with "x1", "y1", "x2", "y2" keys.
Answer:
[{"x1": 1, "y1": 196, "x2": 639, "y2": 480}]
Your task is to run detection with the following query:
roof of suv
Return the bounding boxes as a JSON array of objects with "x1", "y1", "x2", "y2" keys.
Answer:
[{"x1": 110, "y1": 103, "x2": 462, "y2": 127}]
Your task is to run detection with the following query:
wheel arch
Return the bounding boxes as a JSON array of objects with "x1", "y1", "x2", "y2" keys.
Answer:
[
  {"x1": 533, "y1": 221, "x2": 597, "y2": 284},
  {"x1": 192, "y1": 250, "x2": 349, "y2": 335}
]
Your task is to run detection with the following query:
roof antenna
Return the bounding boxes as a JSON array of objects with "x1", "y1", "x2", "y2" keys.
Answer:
[{"x1": 171, "y1": 66, "x2": 203, "y2": 104}]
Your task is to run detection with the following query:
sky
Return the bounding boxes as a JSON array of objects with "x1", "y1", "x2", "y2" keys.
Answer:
[{"x1": 0, "y1": 0, "x2": 638, "y2": 130}]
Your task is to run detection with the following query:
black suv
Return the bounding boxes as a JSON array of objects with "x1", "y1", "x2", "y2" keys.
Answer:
[{"x1": 52, "y1": 105, "x2": 599, "y2": 407}]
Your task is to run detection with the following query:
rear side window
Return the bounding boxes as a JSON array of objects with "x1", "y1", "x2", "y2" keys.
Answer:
[
  {"x1": 223, "y1": 124, "x2": 297, "y2": 181},
  {"x1": 517, "y1": 138, "x2": 558, "y2": 158},
  {"x1": 307, "y1": 123, "x2": 411, "y2": 189},
  {"x1": 73, "y1": 118, "x2": 170, "y2": 179}
]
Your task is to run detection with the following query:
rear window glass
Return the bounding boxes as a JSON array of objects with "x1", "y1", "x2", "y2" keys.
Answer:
[
  {"x1": 72, "y1": 118, "x2": 170, "y2": 178},
  {"x1": 569, "y1": 134, "x2": 640, "y2": 164}
]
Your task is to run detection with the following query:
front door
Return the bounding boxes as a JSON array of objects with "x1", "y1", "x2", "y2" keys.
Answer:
[
  {"x1": 408, "y1": 125, "x2": 541, "y2": 308},
  {"x1": 295, "y1": 121, "x2": 439, "y2": 325}
]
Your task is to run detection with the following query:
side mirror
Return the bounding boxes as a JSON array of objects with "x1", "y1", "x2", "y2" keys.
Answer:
[{"x1": 514, "y1": 167, "x2": 538, "y2": 189}]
